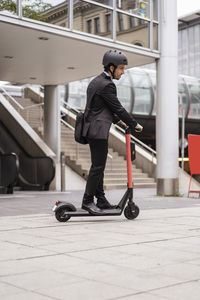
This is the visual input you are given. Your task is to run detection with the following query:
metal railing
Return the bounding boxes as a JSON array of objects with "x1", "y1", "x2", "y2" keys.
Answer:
[
  {"x1": 0, "y1": 86, "x2": 44, "y2": 127},
  {"x1": 1, "y1": 87, "x2": 154, "y2": 167},
  {"x1": 60, "y1": 117, "x2": 113, "y2": 165},
  {"x1": 0, "y1": 86, "x2": 24, "y2": 109},
  {"x1": 1, "y1": 0, "x2": 159, "y2": 53},
  {"x1": 115, "y1": 124, "x2": 157, "y2": 163}
]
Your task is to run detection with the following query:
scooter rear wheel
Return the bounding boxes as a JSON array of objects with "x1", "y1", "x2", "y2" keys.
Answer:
[
  {"x1": 124, "y1": 205, "x2": 139, "y2": 220},
  {"x1": 55, "y1": 204, "x2": 75, "y2": 222}
]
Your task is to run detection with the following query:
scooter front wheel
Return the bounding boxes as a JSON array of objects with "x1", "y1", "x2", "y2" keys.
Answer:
[
  {"x1": 55, "y1": 204, "x2": 75, "y2": 222},
  {"x1": 124, "y1": 205, "x2": 139, "y2": 220}
]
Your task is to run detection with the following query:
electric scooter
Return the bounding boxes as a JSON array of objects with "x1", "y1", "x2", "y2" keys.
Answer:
[{"x1": 52, "y1": 127, "x2": 139, "y2": 222}]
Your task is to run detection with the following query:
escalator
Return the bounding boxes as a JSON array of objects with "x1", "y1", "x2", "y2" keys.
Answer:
[
  {"x1": 0, "y1": 152, "x2": 19, "y2": 193},
  {"x1": 0, "y1": 121, "x2": 55, "y2": 191}
]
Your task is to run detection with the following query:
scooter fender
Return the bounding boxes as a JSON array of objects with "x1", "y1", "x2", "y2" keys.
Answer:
[{"x1": 52, "y1": 201, "x2": 76, "y2": 213}]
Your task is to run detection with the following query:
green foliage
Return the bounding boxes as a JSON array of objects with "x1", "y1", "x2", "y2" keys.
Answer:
[{"x1": 0, "y1": 0, "x2": 52, "y2": 21}]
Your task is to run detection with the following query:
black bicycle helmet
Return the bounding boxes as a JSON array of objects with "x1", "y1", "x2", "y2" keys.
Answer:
[{"x1": 102, "y1": 49, "x2": 128, "y2": 67}]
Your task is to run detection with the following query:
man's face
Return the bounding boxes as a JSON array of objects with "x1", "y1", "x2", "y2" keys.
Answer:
[{"x1": 111, "y1": 64, "x2": 125, "y2": 80}]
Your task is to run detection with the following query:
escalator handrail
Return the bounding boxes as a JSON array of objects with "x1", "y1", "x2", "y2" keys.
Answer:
[
  {"x1": 0, "y1": 152, "x2": 20, "y2": 187},
  {"x1": 115, "y1": 124, "x2": 157, "y2": 156}
]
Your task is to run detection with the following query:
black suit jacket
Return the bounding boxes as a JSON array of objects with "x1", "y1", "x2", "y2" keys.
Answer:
[{"x1": 82, "y1": 72, "x2": 137, "y2": 140}]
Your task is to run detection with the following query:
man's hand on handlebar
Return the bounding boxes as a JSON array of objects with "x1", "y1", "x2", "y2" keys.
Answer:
[
  {"x1": 135, "y1": 123, "x2": 143, "y2": 132},
  {"x1": 118, "y1": 121, "x2": 128, "y2": 129},
  {"x1": 118, "y1": 121, "x2": 143, "y2": 133}
]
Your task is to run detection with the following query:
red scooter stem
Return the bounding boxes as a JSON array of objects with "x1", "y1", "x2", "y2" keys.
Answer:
[{"x1": 125, "y1": 133, "x2": 133, "y2": 188}]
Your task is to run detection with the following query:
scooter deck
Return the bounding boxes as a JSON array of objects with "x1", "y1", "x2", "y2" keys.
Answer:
[{"x1": 63, "y1": 207, "x2": 122, "y2": 217}]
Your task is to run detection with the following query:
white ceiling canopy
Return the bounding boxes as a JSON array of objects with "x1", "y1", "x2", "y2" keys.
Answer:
[{"x1": 0, "y1": 14, "x2": 159, "y2": 85}]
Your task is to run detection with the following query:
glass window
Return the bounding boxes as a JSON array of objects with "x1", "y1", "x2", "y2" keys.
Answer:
[
  {"x1": 130, "y1": 68, "x2": 153, "y2": 115},
  {"x1": 94, "y1": 17, "x2": 100, "y2": 33},
  {"x1": 130, "y1": 16, "x2": 135, "y2": 28},
  {"x1": 73, "y1": 2, "x2": 112, "y2": 39},
  {"x1": 114, "y1": 71, "x2": 133, "y2": 112},
  {"x1": 178, "y1": 77, "x2": 189, "y2": 118},
  {"x1": 106, "y1": 13, "x2": 111, "y2": 32},
  {"x1": 180, "y1": 29, "x2": 188, "y2": 75},
  {"x1": 186, "y1": 77, "x2": 200, "y2": 119},
  {"x1": 153, "y1": 0, "x2": 158, "y2": 21},
  {"x1": 68, "y1": 77, "x2": 93, "y2": 109},
  {"x1": 118, "y1": 12, "x2": 124, "y2": 31},
  {"x1": 188, "y1": 27, "x2": 195, "y2": 77},
  {"x1": 22, "y1": 0, "x2": 62, "y2": 23},
  {"x1": 194, "y1": 25, "x2": 200, "y2": 78},
  {"x1": 178, "y1": 31, "x2": 182, "y2": 74},
  {"x1": 138, "y1": 18, "x2": 145, "y2": 25},
  {"x1": 0, "y1": 0, "x2": 17, "y2": 16},
  {"x1": 147, "y1": 70, "x2": 156, "y2": 115},
  {"x1": 116, "y1": 14, "x2": 149, "y2": 48},
  {"x1": 153, "y1": 23, "x2": 158, "y2": 50},
  {"x1": 87, "y1": 19, "x2": 92, "y2": 33},
  {"x1": 117, "y1": 0, "x2": 150, "y2": 20}
]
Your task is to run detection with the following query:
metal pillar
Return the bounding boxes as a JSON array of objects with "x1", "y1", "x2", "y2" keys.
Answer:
[
  {"x1": 17, "y1": 0, "x2": 22, "y2": 18},
  {"x1": 44, "y1": 85, "x2": 60, "y2": 162},
  {"x1": 156, "y1": 0, "x2": 179, "y2": 196}
]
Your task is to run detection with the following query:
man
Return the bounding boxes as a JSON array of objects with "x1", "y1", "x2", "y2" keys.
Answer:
[{"x1": 81, "y1": 49, "x2": 143, "y2": 214}]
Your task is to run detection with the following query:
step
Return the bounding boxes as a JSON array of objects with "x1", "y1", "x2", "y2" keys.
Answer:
[
  {"x1": 104, "y1": 172, "x2": 148, "y2": 178},
  {"x1": 104, "y1": 178, "x2": 155, "y2": 184},
  {"x1": 104, "y1": 182, "x2": 156, "y2": 190},
  {"x1": 105, "y1": 167, "x2": 139, "y2": 172}
]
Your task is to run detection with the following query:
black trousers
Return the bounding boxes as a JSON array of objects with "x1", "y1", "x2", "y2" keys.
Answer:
[{"x1": 84, "y1": 139, "x2": 108, "y2": 200}]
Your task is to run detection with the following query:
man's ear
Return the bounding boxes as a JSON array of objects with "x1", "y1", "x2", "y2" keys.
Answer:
[{"x1": 109, "y1": 65, "x2": 114, "y2": 73}]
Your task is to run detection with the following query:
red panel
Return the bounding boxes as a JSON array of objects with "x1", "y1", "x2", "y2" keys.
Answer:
[
  {"x1": 188, "y1": 134, "x2": 200, "y2": 175},
  {"x1": 125, "y1": 134, "x2": 133, "y2": 188}
]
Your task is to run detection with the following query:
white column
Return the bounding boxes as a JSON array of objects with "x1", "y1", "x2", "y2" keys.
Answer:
[
  {"x1": 156, "y1": 0, "x2": 179, "y2": 195},
  {"x1": 44, "y1": 85, "x2": 61, "y2": 190}
]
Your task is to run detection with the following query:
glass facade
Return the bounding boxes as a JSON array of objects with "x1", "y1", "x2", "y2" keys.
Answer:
[
  {"x1": 178, "y1": 24, "x2": 200, "y2": 78},
  {"x1": 116, "y1": 12, "x2": 150, "y2": 48},
  {"x1": 186, "y1": 77, "x2": 200, "y2": 119},
  {"x1": 0, "y1": 0, "x2": 159, "y2": 52},
  {"x1": 130, "y1": 69, "x2": 152, "y2": 115},
  {"x1": 0, "y1": 0, "x2": 17, "y2": 16},
  {"x1": 65, "y1": 68, "x2": 200, "y2": 120},
  {"x1": 116, "y1": 0, "x2": 150, "y2": 20}
]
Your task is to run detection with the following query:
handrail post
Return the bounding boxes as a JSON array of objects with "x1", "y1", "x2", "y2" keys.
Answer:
[
  {"x1": 60, "y1": 152, "x2": 66, "y2": 192},
  {"x1": 181, "y1": 108, "x2": 185, "y2": 170}
]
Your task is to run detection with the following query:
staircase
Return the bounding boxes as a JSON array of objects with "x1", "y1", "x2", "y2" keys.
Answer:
[
  {"x1": 7, "y1": 96, "x2": 156, "y2": 189},
  {"x1": 6, "y1": 97, "x2": 43, "y2": 134},
  {"x1": 61, "y1": 124, "x2": 156, "y2": 189}
]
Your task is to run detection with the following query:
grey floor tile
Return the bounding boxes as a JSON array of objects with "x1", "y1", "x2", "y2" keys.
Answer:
[
  {"x1": 150, "y1": 262, "x2": 200, "y2": 281},
  {"x1": 109, "y1": 291, "x2": 169, "y2": 300},
  {"x1": 38, "y1": 279, "x2": 137, "y2": 300},
  {"x1": 2, "y1": 269, "x2": 84, "y2": 292},
  {"x1": 152, "y1": 280, "x2": 200, "y2": 300},
  {"x1": 0, "y1": 281, "x2": 25, "y2": 297},
  {"x1": 2, "y1": 291, "x2": 57, "y2": 300}
]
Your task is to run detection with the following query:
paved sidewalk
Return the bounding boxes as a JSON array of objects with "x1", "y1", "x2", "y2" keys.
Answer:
[{"x1": 0, "y1": 189, "x2": 200, "y2": 299}]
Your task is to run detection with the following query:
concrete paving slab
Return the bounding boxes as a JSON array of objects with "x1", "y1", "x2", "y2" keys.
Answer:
[
  {"x1": 2, "y1": 269, "x2": 84, "y2": 292},
  {"x1": 0, "y1": 281, "x2": 26, "y2": 298},
  {"x1": 112, "y1": 292, "x2": 169, "y2": 300},
  {"x1": 38, "y1": 279, "x2": 138, "y2": 300},
  {"x1": 1, "y1": 289, "x2": 58, "y2": 300},
  {"x1": 151, "y1": 280, "x2": 200, "y2": 300},
  {"x1": 0, "y1": 189, "x2": 200, "y2": 299},
  {"x1": 149, "y1": 262, "x2": 200, "y2": 281}
]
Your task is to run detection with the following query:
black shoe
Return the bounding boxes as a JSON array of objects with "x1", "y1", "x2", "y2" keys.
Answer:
[
  {"x1": 96, "y1": 197, "x2": 117, "y2": 210},
  {"x1": 82, "y1": 202, "x2": 102, "y2": 215}
]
